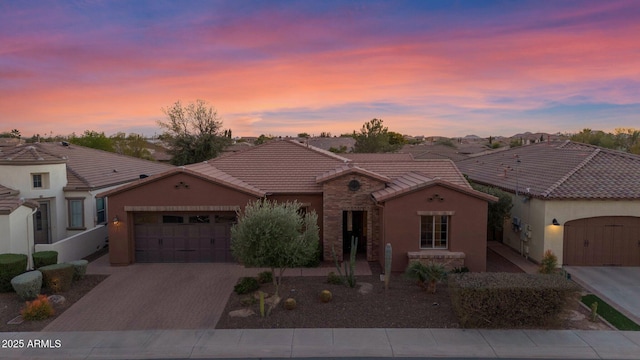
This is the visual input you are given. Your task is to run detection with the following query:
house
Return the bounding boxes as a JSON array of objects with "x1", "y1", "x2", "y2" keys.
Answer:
[
  {"x1": 0, "y1": 142, "x2": 173, "y2": 264},
  {"x1": 457, "y1": 140, "x2": 640, "y2": 267},
  {"x1": 102, "y1": 140, "x2": 496, "y2": 272}
]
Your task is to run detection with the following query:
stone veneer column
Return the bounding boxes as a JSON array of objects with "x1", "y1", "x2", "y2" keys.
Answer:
[{"x1": 321, "y1": 174, "x2": 385, "y2": 262}]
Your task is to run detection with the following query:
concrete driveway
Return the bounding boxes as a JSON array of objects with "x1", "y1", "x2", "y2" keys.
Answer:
[
  {"x1": 564, "y1": 266, "x2": 640, "y2": 325},
  {"x1": 43, "y1": 256, "x2": 257, "y2": 331}
]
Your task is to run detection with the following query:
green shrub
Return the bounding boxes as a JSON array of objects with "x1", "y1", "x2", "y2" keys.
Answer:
[
  {"x1": 0, "y1": 253, "x2": 28, "y2": 292},
  {"x1": 449, "y1": 273, "x2": 580, "y2": 328},
  {"x1": 39, "y1": 263, "x2": 75, "y2": 293},
  {"x1": 326, "y1": 271, "x2": 343, "y2": 285},
  {"x1": 67, "y1": 260, "x2": 89, "y2": 281},
  {"x1": 257, "y1": 271, "x2": 273, "y2": 284},
  {"x1": 234, "y1": 277, "x2": 259, "y2": 295},
  {"x1": 11, "y1": 270, "x2": 43, "y2": 300},
  {"x1": 32, "y1": 251, "x2": 58, "y2": 269}
]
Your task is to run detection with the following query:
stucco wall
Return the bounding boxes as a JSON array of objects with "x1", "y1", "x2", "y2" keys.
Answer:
[
  {"x1": 381, "y1": 185, "x2": 489, "y2": 272},
  {"x1": 503, "y1": 196, "x2": 640, "y2": 265},
  {"x1": 0, "y1": 206, "x2": 35, "y2": 256},
  {"x1": 106, "y1": 172, "x2": 260, "y2": 265}
]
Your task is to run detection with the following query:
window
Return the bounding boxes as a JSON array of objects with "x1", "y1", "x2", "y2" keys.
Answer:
[
  {"x1": 68, "y1": 198, "x2": 85, "y2": 229},
  {"x1": 31, "y1": 173, "x2": 50, "y2": 189},
  {"x1": 420, "y1": 215, "x2": 449, "y2": 249},
  {"x1": 33, "y1": 174, "x2": 42, "y2": 188},
  {"x1": 96, "y1": 198, "x2": 106, "y2": 224}
]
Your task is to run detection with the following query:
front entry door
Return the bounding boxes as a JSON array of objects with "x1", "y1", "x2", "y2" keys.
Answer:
[
  {"x1": 342, "y1": 210, "x2": 367, "y2": 254},
  {"x1": 33, "y1": 201, "x2": 50, "y2": 244}
]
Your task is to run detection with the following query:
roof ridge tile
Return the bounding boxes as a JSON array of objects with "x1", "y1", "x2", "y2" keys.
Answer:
[{"x1": 541, "y1": 148, "x2": 600, "y2": 197}]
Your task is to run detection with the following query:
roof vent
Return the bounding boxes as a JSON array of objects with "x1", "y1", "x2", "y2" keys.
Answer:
[{"x1": 139, "y1": 174, "x2": 149, "y2": 179}]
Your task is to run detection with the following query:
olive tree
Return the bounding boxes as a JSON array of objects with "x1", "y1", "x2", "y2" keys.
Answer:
[{"x1": 230, "y1": 199, "x2": 319, "y2": 297}]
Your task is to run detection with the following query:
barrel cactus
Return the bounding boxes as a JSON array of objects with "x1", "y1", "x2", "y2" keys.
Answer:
[
  {"x1": 319, "y1": 289, "x2": 332, "y2": 303},
  {"x1": 284, "y1": 297, "x2": 297, "y2": 310}
]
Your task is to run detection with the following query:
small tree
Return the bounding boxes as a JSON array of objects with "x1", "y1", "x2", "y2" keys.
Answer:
[
  {"x1": 353, "y1": 118, "x2": 402, "y2": 153},
  {"x1": 158, "y1": 99, "x2": 231, "y2": 165},
  {"x1": 230, "y1": 199, "x2": 319, "y2": 298}
]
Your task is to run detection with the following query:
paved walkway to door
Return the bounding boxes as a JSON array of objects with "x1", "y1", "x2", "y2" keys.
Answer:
[
  {"x1": 43, "y1": 255, "x2": 371, "y2": 331},
  {"x1": 564, "y1": 266, "x2": 640, "y2": 326}
]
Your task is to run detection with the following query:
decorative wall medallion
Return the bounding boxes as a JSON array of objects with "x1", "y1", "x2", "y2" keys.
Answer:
[
  {"x1": 427, "y1": 194, "x2": 444, "y2": 202},
  {"x1": 174, "y1": 181, "x2": 190, "y2": 189},
  {"x1": 348, "y1": 179, "x2": 361, "y2": 191}
]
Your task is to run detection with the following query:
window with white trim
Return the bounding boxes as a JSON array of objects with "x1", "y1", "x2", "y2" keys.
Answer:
[
  {"x1": 96, "y1": 198, "x2": 106, "y2": 224},
  {"x1": 68, "y1": 198, "x2": 85, "y2": 229},
  {"x1": 420, "y1": 215, "x2": 449, "y2": 249}
]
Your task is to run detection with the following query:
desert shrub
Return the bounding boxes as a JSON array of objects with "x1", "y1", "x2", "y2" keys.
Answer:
[
  {"x1": 21, "y1": 294, "x2": 54, "y2": 321},
  {"x1": 32, "y1": 251, "x2": 58, "y2": 268},
  {"x1": 326, "y1": 271, "x2": 343, "y2": 285},
  {"x1": 67, "y1": 260, "x2": 89, "y2": 281},
  {"x1": 539, "y1": 250, "x2": 558, "y2": 274},
  {"x1": 257, "y1": 271, "x2": 273, "y2": 284},
  {"x1": 405, "y1": 261, "x2": 447, "y2": 293},
  {"x1": 449, "y1": 272, "x2": 580, "y2": 328},
  {"x1": 11, "y1": 270, "x2": 43, "y2": 300},
  {"x1": 39, "y1": 263, "x2": 75, "y2": 293},
  {"x1": 0, "y1": 253, "x2": 28, "y2": 292},
  {"x1": 234, "y1": 277, "x2": 259, "y2": 295}
]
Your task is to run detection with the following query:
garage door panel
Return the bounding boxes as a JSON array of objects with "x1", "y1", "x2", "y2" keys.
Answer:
[
  {"x1": 564, "y1": 216, "x2": 640, "y2": 266},
  {"x1": 134, "y1": 212, "x2": 233, "y2": 263}
]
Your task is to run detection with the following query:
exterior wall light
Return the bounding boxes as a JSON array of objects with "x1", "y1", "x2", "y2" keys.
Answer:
[
  {"x1": 552, "y1": 218, "x2": 560, "y2": 226},
  {"x1": 113, "y1": 215, "x2": 120, "y2": 225}
]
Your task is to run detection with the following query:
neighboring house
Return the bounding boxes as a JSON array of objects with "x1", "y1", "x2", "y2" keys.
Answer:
[
  {"x1": 0, "y1": 142, "x2": 173, "y2": 264},
  {"x1": 457, "y1": 141, "x2": 640, "y2": 267},
  {"x1": 102, "y1": 140, "x2": 496, "y2": 272}
]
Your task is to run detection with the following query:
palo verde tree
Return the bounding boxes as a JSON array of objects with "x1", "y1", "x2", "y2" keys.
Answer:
[
  {"x1": 230, "y1": 199, "x2": 319, "y2": 298},
  {"x1": 158, "y1": 99, "x2": 232, "y2": 165},
  {"x1": 353, "y1": 118, "x2": 402, "y2": 153}
]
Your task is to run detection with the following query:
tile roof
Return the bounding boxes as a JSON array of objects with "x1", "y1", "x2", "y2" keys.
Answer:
[
  {"x1": 0, "y1": 184, "x2": 37, "y2": 215},
  {"x1": 342, "y1": 153, "x2": 414, "y2": 162},
  {"x1": 316, "y1": 164, "x2": 391, "y2": 184},
  {"x1": 99, "y1": 166, "x2": 265, "y2": 198},
  {"x1": 31, "y1": 142, "x2": 174, "y2": 190},
  {"x1": 372, "y1": 173, "x2": 497, "y2": 202},
  {"x1": 207, "y1": 140, "x2": 348, "y2": 193},
  {"x1": 185, "y1": 163, "x2": 265, "y2": 197},
  {"x1": 0, "y1": 145, "x2": 66, "y2": 164},
  {"x1": 456, "y1": 141, "x2": 640, "y2": 200},
  {"x1": 353, "y1": 160, "x2": 471, "y2": 188}
]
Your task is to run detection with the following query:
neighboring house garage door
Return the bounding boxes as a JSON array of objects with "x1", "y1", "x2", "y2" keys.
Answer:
[
  {"x1": 563, "y1": 216, "x2": 640, "y2": 266},
  {"x1": 134, "y1": 212, "x2": 236, "y2": 263}
]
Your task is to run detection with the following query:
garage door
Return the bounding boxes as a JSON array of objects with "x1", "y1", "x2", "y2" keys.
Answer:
[
  {"x1": 563, "y1": 216, "x2": 640, "y2": 266},
  {"x1": 134, "y1": 213, "x2": 236, "y2": 263}
]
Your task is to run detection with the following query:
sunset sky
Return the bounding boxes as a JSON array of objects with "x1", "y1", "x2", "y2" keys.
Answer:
[{"x1": 1, "y1": 0, "x2": 639, "y2": 138}]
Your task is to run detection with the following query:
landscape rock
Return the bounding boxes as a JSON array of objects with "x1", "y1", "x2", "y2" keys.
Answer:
[
  {"x1": 358, "y1": 282, "x2": 373, "y2": 295},
  {"x1": 47, "y1": 295, "x2": 66, "y2": 306},
  {"x1": 229, "y1": 309, "x2": 255, "y2": 318}
]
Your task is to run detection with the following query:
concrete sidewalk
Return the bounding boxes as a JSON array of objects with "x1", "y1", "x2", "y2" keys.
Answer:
[{"x1": 1, "y1": 328, "x2": 639, "y2": 359}]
